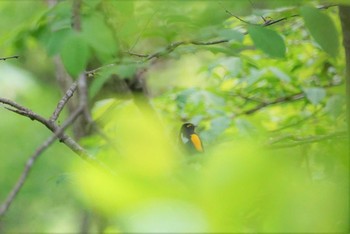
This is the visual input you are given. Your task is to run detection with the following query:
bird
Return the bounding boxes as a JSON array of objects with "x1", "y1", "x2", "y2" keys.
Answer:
[{"x1": 179, "y1": 122, "x2": 204, "y2": 153}]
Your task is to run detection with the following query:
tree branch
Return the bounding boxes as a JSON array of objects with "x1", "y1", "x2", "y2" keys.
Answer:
[
  {"x1": 239, "y1": 92, "x2": 304, "y2": 116},
  {"x1": 0, "y1": 55, "x2": 19, "y2": 61},
  {"x1": 0, "y1": 106, "x2": 83, "y2": 219},
  {"x1": 226, "y1": 4, "x2": 337, "y2": 27},
  {"x1": 267, "y1": 131, "x2": 348, "y2": 149},
  {"x1": 236, "y1": 81, "x2": 343, "y2": 117},
  {"x1": 123, "y1": 4, "x2": 338, "y2": 62},
  {"x1": 0, "y1": 98, "x2": 55, "y2": 131},
  {"x1": 49, "y1": 81, "x2": 78, "y2": 122},
  {"x1": 270, "y1": 108, "x2": 323, "y2": 133},
  {"x1": 0, "y1": 98, "x2": 112, "y2": 173}
]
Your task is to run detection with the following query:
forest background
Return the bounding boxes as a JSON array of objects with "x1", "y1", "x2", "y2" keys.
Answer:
[{"x1": 0, "y1": 0, "x2": 348, "y2": 233}]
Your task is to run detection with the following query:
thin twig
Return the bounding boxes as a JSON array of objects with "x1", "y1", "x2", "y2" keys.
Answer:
[
  {"x1": 129, "y1": 7, "x2": 158, "y2": 52},
  {"x1": 230, "y1": 93, "x2": 268, "y2": 104},
  {"x1": 0, "y1": 106, "x2": 83, "y2": 219},
  {"x1": 0, "y1": 98, "x2": 112, "y2": 173},
  {"x1": 0, "y1": 98, "x2": 55, "y2": 130},
  {"x1": 225, "y1": 9, "x2": 257, "y2": 25},
  {"x1": 125, "y1": 51, "x2": 149, "y2": 58},
  {"x1": 78, "y1": 73, "x2": 93, "y2": 125},
  {"x1": 268, "y1": 131, "x2": 348, "y2": 149},
  {"x1": 124, "y1": 4, "x2": 337, "y2": 62},
  {"x1": 49, "y1": 81, "x2": 78, "y2": 122},
  {"x1": 236, "y1": 81, "x2": 343, "y2": 117},
  {"x1": 140, "y1": 39, "x2": 229, "y2": 61},
  {"x1": 239, "y1": 92, "x2": 305, "y2": 116},
  {"x1": 270, "y1": 108, "x2": 323, "y2": 132},
  {"x1": 225, "y1": 4, "x2": 337, "y2": 27},
  {"x1": 85, "y1": 63, "x2": 116, "y2": 76},
  {"x1": 0, "y1": 55, "x2": 19, "y2": 61},
  {"x1": 72, "y1": 0, "x2": 82, "y2": 31}
]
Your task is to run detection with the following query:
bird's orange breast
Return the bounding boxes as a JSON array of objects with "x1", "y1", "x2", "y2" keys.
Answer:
[{"x1": 190, "y1": 134, "x2": 203, "y2": 152}]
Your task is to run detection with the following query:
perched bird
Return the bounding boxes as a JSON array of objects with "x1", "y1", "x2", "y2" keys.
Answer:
[{"x1": 179, "y1": 123, "x2": 204, "y2": 153}]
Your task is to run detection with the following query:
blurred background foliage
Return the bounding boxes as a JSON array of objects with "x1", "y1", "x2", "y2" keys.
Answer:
[{"x1": 0, "y1": 0, "x2": 348, "y2": 233}]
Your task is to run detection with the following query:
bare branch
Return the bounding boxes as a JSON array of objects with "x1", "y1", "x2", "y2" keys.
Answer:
[
  {"x1": 128, "y1": 39, "x2": 230, "y2": 62},
  {"x1": 238, "y1": 92, "x2": 305, "y2": 116},
  {"x1": 0, "y1": 55, "x2": 19, "y2": 61},
  {"x1": 72, "y1": 0, "x2": 82, "y2": 31},
  {"x1": 0, "y1": 106, "x2": 83, "y2": 219},
  {"x1": 270, "y1": 108, "x2": 323, "y2": 133},
  {"x1": 236, "y1": 81, "x2": 343, "y2": 117},
  {"x1": 124, "y1": 4, "x2": 337, "y2": 62},
  {"x1": 85, "y1": 63, "x2": 116, "y2": 76},
  {"x1": 77, "y1": 73, "x2": 93, "y2": 135},
  {"x1": 225, "y1": 9, "x2": 257, "y2": 25},
  {"x1": 267, "y1": 131, "x2": 348, "y2": 149},
  {"x1": 229, "y1": 93, "x2": 268, "y2": 104},
  {"x1": 225, "y1": 4, "x2": 337, "y2": 27},
  {"x1": 125, "y1": 51, "x2": 149, "y2": 58},
  {"x1": 189, "y1": 39, "x2": 229, "y2": 46},
  {"x1": 0, "y1": 98, "x2": 113, "y2": 173},
  {"x1": 49, "y1": 81, "x2": 78, "y2": 122},
  {"x1": 0, "y1": 98, "x2": 55, "y2": 131}
]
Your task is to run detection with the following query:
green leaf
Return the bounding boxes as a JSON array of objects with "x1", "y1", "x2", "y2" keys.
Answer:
[
  {"x1": 248, "y1": 25, "x2": 286, "y2": 58},
  {"x1": 218, "y1": 29, "x2": 244, "y2": 43},
  {"x1": 60, "y1": 32, "x2": 90, "y2": 77},
  {"x1": 214, "y1": 57, "x2": 242, "y2": 77},
  {"x1": 325, "y1": 95, "x2": 345, "y2": 118},
  {"x1": 235, "y1": 118, "x2": 256, "y2": 136},
  {"x1": 300, "y1": 6, "x2": 339, "y2": 57},
  {"x1": 89, "y1": 67, "x2": 118, "y2": 99},
  {"x1": 89, "y1": 64, "x2": 139, "y2": 98},
  {"x1": 303, "y1": 87, "x2": 326, "y2": 105},
  {"x1": 82, "y1": 14, "x2": 118, "y2": 57},
  {"x1": 270, "y1": 67, "x2": 290, "y2": 82},
  {"x1": 46, "y1": 29, "x2": 71, "y2": 56},
  {"x1": 116, "y1": 64, "x2": 138, "y2": 79}
]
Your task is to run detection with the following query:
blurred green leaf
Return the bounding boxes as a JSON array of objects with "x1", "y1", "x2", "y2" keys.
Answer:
[
  {"x1": 300, "y1": 6, "x2": 339, "y2": 57},
  {"x1": 325, "y1": 95, "x2": 345, "y2": 118},
  {"x1": 205, "y1": 46, "x2": 238, "y2": 56},
  {"x1": 116, "y1": 64, "x2": 138, "y2": 79},
  {"x1": 235, "y1": 118, "x2": 256, "y2": 136},
  {"x1": 89, "y1": 63, "x2": 140, "y2": 98},
  {"x1": 248, "y1": 25, "x2": 286, "y2": 58},
  {"x1": 83, "y1": 0, "x2": 101, "y2": 9},
  {"x1": 81, "y1": 14, "x2": 118, "y2": 57},
  {"x1": 303, "y1": 87, "x2": 326, "y2": 105},
  {"x1": 45, "y1": 28, "x2": 71, "y2": 56},
  {"x1": 218, "y1": 29, "x2": 244, "y2": 43},
  {"x1": 270, "y1": 67, "x2": 291, "y2": 82},
  {"x1": 218, "y1": 57, "x2": 242, "y2": 77},
  {"x1": 201, "y1": 116, "x2": 231, "y2": 143},
  {"x1": 60, "y1": 32, "x2": 90, "y2": 77}
]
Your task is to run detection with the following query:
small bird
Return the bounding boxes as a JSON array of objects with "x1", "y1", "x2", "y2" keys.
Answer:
[{"x1": 179, "y1": 123, "x2": 204, "y2": 153}]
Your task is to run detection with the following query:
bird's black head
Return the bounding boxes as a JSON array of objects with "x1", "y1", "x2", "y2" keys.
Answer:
[{"x1": 181, "y1": 122, "x2": 195, "y2": 135}]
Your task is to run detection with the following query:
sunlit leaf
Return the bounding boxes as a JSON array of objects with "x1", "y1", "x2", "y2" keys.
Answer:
[
  {"x1": 300, "y1": 6, "x2": 339, "y2": 57},
  {"x1": 248, "y1": 25, "x2": 286, "y2": 58}
]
